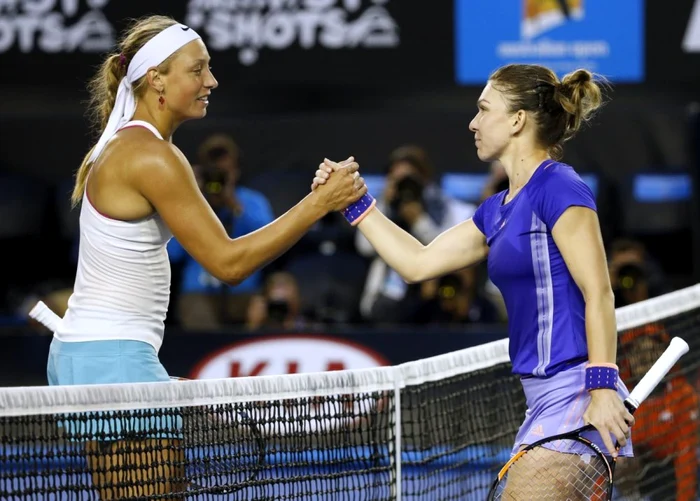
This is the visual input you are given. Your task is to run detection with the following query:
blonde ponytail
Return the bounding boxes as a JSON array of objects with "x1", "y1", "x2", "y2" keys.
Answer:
[{"x1": 71, "y1": 15, "x2": 178, "y2": 207}]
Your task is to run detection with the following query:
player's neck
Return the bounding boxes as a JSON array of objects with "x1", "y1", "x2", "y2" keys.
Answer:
[
  {"x1": 131, "y1": 104, "x2": 179, "y2": 142},
  {"x1": 499, "y1": 147, "x2": 550, "y2": 192}
]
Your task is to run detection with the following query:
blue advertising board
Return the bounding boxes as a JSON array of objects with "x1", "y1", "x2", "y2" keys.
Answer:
[{"x1": 455, "y1": 0, "x2": 645, "y2": 84}]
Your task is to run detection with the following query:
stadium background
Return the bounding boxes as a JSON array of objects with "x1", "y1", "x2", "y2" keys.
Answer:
[
  {"x1": 0, "y1": 1, "x2": 699, "y2": 497},
  {"x1": 0, "y1": 0, "x2": 697, "y2": 376},
  {"x1": 2, "y1": 0, "x2": 697, "y2": 371}
]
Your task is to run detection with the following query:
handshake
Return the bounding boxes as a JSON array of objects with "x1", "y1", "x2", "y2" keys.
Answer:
[{"x1": 309, "y1": 157, "x2": 376, "y2": 226}]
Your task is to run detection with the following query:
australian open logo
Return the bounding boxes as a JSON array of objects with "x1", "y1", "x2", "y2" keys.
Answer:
[
  {"x1": 185, "y1": 0, "x2": 400, "y2": 65},
  {"x1": 521, "y1": 0, "x2": 584, "y2": 40},
  {"x1": 497, "y1": 0, "x2": 608, "y2": 64},
  {"x1": 0, "y1": 0, "x2": 114, "y2": 53}
]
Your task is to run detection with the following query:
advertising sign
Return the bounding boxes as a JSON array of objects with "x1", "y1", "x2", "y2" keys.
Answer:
[
  {"x1": 190, "y1": 334, "x2": 390, "y2": 379},
  {"x1": 0, "y1": 1, "x2": 454, "y2": 88},
  {"x1": 455, "y1": 0, "x2": 645, "y2": 84}
]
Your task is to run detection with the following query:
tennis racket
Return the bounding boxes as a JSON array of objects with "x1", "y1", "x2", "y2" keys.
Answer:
[{"x1": 487, "y1": 336, "x2": 690, "y2": 501}]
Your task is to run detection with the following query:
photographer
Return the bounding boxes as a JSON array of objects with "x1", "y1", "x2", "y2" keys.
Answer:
[
  {"x1": 167, "y1": 134, "x2": 275, "y2": 329},
  {"x1": 245, "y1": 272, "x2": 307, "y2": 331},
  {"x1": 415, "y1": 268, "x2": 499, "y2": 325},
  {"x1": 355, "y1": 145, "x2": 475, "y2": 323}
]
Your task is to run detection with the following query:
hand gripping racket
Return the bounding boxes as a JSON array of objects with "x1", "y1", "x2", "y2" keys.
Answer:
[{"x1": 487, "y1": 337, "x2": 690, "y2": 500}]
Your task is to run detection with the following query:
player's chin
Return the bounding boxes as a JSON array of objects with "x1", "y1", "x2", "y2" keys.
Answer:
[
  {"x1": 185, "y1": 107, "x2": 208, "y2": 120},
  {"x1": 475, "y1": 148, "x2": 495, "y2": 162},
  {"x1": 191, "y1": 99, "x2": 210, "y2": 118}
]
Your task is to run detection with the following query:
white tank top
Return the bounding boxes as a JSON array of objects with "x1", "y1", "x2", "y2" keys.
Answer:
[{"x1": 55, "y1": 120, "x2": 173, "y2": 352}]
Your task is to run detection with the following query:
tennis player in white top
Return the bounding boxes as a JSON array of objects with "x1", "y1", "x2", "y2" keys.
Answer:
[{"x1": 45, "y1": 15, "x2": 365, "y2": 498}]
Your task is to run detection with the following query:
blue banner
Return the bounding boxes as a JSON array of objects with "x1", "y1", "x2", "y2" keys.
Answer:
[{"x1": 455, "y1": 0, "x2": 645, "y2": 84}]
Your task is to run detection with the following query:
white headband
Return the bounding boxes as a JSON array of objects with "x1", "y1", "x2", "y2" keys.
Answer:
[{"x1": 88, "y1": 23, "x2": 201, "y2": 164}]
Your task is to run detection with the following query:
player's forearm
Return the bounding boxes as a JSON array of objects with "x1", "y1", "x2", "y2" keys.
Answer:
[
  {"x1": 356, "y1": 208, "x2": 427, "y2": 283},
  {"x1": 220, "y1": 194, "x2": 326, "y2": 284},
  {"x1": 584, "y1": 288, "x2": 618, "y2": 364}
]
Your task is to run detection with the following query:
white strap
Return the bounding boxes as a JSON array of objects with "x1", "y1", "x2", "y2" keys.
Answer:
[{"x1": 120, "y1": 120, "x2": 164, "y2": 140}]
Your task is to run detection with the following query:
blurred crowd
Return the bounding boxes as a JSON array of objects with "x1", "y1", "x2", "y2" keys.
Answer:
[{"x1": 9, "y1": 132, "x2": 672, "y2": 332}]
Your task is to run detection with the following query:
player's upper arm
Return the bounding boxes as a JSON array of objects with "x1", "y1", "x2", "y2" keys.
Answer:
[
  {"x1": 410, "y1": 217, "x2": 488, "y2": 282},
  {"x1": 551, "y1": 206, "x2": 612, "y2": 300},
  {"x1": 133, "y1": 143, "x2": 235, "y2": 282}
]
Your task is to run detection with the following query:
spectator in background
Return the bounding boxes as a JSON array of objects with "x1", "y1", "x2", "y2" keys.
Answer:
[
  {"x1": 615, "y1": 262, "x2": 699, "y2": 501},
  {"x1": 608, "y1": 237, "x2": 667, "y2": 303},
  {"x1": 168, "y1": 134, "x2": 275, "y2": 329},
  {"x1": 415, "y1": 267, "x2": 499, "y2": 325},
  {"x1": 246, "y1": 271, "x2": 307, "y2": 331},
  {"x1": 356, "y1": 145, "x2": 476, "y2": 323}
]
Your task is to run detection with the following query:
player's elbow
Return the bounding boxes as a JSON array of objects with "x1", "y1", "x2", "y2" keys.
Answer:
[
  {"x1": 209, "y1": 250, "x2": 251, "y2": 286},
  {"x1": 581, "y1": 283, "x2": 615, "y2": 305},
  {"x1": 400, "y1": 264, "x2": 429, "y2": 284},
  {"x1": 210, "y1": 264, "x2": 246, "y2": 286},
  {"x1": 402, "y1": 273, "x2": 420, "y2": 285}
]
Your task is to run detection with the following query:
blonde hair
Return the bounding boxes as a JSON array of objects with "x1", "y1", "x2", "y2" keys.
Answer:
[
  {"x1": 71, "y1": 15, "x2": 178, "y2": 207},
  {"x1": 489, "y1": 64, "x2": 606, "y2": 160}
]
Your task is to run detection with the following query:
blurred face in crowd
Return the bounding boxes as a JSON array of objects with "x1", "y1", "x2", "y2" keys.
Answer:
[
  {"x1": 610, "y1": 247, "x2": 645, "y2": 268},
  {"x1": 214, "y1": 152, "x2": 240, "y2": 184},
  {"x1": 266, "y1": 273, "x2": 301, "y2": 319},
  {"x1": 469, "y1": 82, "x2": 517, "y2": 162},
  {"x1": 388, "y1": 160, "x2": 422, "y2": 184},
  {"x1": 628, "y1": 336, "x2": 665, "y2": 379}
]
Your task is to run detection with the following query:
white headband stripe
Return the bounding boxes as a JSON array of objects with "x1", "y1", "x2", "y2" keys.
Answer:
[
  {"x1": 87, "y1": 24, "x2": 201, "y2": 165},
  {"x1": 126, "y1": 24, "x2": 201, "y2": 83}
]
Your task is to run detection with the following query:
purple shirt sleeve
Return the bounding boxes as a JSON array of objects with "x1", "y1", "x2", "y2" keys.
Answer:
[
  {"x1": 472, "y1": 199, "x2": 488, "y2": 236},
  {"x1": 533, "y1": 170, "x2": 597, "y2": 229}
]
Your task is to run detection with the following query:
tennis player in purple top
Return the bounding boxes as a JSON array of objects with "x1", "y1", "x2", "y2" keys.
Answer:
[{"x1": 314, "y1": 64, "x2": 635, "y2": 469}]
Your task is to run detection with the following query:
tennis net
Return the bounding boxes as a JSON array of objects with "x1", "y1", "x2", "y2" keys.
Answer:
[{"x1": 1, "y1": 284, "x2": 699, "y2": 500}]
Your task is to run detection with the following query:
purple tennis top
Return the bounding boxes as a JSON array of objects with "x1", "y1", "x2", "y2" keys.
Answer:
[{"x1": 473, "y1": 160, "x2": 597, "y2": 377}]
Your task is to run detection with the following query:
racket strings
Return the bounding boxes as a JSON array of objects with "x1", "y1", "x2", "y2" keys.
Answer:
[{"x1": 494, "y1": 441, "x2": 611, "y2": 500}]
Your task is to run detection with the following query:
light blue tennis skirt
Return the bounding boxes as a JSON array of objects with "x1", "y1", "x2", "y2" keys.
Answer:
[
  {"x1": 47, "y1": 338, "x2": 170, "y2": 386},
  {"x1": 47, "y1": 338, "x2": 181, "y2": 442}
]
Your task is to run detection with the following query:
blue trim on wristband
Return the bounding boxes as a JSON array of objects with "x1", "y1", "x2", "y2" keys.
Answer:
[
  {"x1": 343, "y1": 193, "x2": 375, "y2": 225},
  {"x1": 585, "y1": 366, "x2": 619, "y2": 391}
]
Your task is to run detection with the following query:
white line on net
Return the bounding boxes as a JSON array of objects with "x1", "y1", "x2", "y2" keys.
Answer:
[{"x1": 3, "y1": 283, "x2": 698, "y2": 417}]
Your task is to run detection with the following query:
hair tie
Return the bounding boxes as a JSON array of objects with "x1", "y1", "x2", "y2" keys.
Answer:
[{"x1": 119, "y1": 53, "x2": 127, "y2": 67}]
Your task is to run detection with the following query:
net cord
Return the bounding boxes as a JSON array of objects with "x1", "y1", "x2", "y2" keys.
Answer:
[{"x1": 1, "y1": 283, "x2": 698, "y2": 418}]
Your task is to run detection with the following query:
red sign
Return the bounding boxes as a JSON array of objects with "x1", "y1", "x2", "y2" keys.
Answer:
[{"x1": 190, "y1": 334, "x2": 390, "y2": 379}]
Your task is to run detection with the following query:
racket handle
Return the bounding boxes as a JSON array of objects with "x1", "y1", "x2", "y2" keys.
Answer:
[
  {"x1": 626, "y1": 336, "x2": 689, "y2": 410},
  {"x1": 28, "y1": 301, "x2": 62, "y2": 332}
]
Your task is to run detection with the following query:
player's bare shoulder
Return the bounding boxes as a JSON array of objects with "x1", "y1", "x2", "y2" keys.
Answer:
[{"x1": 115, "y1": 127, "x2": 192, "y2": 183}]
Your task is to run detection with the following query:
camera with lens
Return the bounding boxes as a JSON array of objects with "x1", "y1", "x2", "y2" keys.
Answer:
[
  {"x1": 266, "y1": 299, "x2": 290, "y2": 324},
  {"x1": 199, "y1": 163, "x2": 228, "y2": 196},
  {"x1": 389, "y1": 175, "x2": 425, "y2": 225},
  {"x1": 197, "y1": 162, "x2": 230, "y2": 211},
  {"x1": 614, "y1": 262, "x2": 648, "y2": 307}
]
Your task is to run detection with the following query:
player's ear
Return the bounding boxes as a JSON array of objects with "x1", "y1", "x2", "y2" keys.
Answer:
[{"x1": 511, "y1": 110, "x2": 527, "y2": 135}]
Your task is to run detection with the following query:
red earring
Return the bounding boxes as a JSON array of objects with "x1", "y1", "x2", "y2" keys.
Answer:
[{"x1": 158, "y1": 92, "x2": 165, "y2": 107}]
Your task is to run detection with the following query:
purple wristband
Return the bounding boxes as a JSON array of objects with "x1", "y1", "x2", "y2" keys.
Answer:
[
  {"x1": 585, "y1": 365, "x2": 619, "y2": 391},
  {"x1": 343, "y1": 193, "x2": 376, "y2": 226}
]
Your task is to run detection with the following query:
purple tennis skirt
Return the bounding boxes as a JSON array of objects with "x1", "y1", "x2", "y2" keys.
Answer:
[{"x1": 512, "y1": 362, "x2": 634, "y2": 457}]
